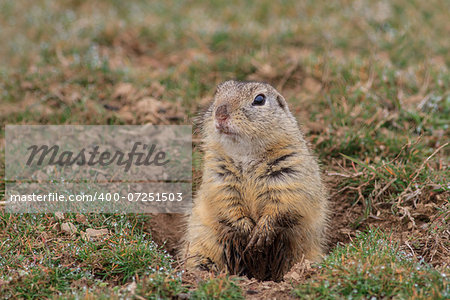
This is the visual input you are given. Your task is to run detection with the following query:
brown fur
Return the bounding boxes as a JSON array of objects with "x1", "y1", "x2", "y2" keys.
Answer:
[{"x1": 182, "y1": 80, "x2": 328, "y2": 281}]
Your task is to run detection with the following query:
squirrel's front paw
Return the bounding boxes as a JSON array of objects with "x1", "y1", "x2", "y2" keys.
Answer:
[
  {"x1": 245, "y1": 219, "x2": 275, "y2": 251},
  {"x1": 219, "y1": 216, "x2": 254, "y2": 243},
  {"x1": 232, "y1": 217, "x2": 255, "y2": 238}
]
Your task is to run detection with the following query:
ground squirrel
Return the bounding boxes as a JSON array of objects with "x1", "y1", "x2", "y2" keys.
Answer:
[{"x1": 183, "y1": 80, "x2": 328, "y2": 281}]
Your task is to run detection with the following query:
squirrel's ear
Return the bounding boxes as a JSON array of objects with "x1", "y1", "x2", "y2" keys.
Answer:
[{"x1": 276, "y1": 93, "x2": 287, "y2": 109}]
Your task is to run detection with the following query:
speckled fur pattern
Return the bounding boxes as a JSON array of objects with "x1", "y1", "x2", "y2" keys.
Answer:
[{"x1": 182, "y1": 80, "x2": 328, "y2": 281}]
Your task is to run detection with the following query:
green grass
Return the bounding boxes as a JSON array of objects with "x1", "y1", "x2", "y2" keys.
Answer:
[
  {"x1": 191, "y1": 276, "x2": 245, "y2": 300},
  {"x1": 64, "y1": 272, "x2": 187, "y2": 300},
  {"x1": 294, "y1": 229, "x2": 449, "y2": 299},
  {"x1": 0, "y1": 213, "x2": 175, "y2": 298},
  {"x1": 337, "y1": 139, "x2": 448, "y2": 219}
]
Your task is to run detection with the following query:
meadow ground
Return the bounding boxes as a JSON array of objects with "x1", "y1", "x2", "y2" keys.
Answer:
[{"x1": 0, "y1": 0, "x2": 448, "y2": 298}]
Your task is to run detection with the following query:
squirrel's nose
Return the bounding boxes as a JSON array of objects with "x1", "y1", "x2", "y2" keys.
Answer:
[{"x1": 215, "y1": 104, "x2": 229, "y2": 122}]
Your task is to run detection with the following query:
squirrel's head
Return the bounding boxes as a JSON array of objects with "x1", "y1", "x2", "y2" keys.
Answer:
[{"x1": 203, "y1": 80, "x2": 299, "y2": 154}]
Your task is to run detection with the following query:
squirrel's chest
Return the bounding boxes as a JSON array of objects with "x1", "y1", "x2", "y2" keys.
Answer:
[
  {"x1": 223, "y1": 162, "x2": 274, "y2": 213},
  {"x1": 206, "y1": 156, "x2": 288, "y2": 214}
]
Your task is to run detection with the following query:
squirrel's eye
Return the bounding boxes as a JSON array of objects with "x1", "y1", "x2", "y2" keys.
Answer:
[{"x1": 252, "y1": 94, "x2": 266, "y2": 106}]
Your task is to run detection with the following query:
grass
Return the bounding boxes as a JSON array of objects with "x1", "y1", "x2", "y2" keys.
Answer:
[
  {"x1": 0, "y1": 0, "x2": 448, "y2": 298},
  {"x1": 65, "y1": 272, "x2": 187, "y2": 299},
  {"x1": 0, "y1": 213, "x2": 176, "y2": 298},
  {"x1": 191, "y1": 276, "x2": 245, "y2": 300},
  {"x1": 294, "y1": 229, "x2": 449, "y2": 299},
  {"x1": 337, "y1": 139, "x2": 448, "y2": 219}
]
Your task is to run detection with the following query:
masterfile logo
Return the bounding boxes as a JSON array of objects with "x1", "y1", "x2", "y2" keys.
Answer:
[
  {"x1": 5, "y1": 125, "x2": 192, "y2": 213},
  {"x1": 26, "y1": 142, "x2": 170, "y2": 172}
]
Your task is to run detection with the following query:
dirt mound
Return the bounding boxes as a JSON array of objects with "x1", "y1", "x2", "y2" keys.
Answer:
[
  {"x1": 141, "y1": 188, "x2": 358, "y2": 298},
  {"x1": 144, "y1": 213, "x2": 186, "y2": 256},
  {"x1": 141, "y1": 168, "x2": 448, "y2": 299}
]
